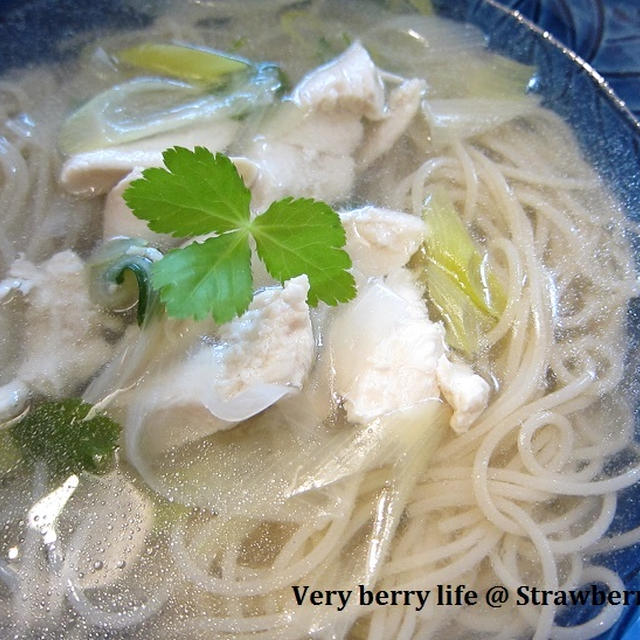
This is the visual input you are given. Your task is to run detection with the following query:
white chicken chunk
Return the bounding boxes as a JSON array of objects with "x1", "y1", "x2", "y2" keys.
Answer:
[
  {"x1": 340, "y1": 206, "x2": 426, "y2": 277},
  {"x1": 1, "y1": 251, "x2": 117, "y2": 398},
  {"x1": 292, "y1": 41, "x2": 386, "y2": 119},
  {"x1": 357, "y1": 78, "x2": 425, "y2": 169},
  {"x1": 102, "y1": 168, "x2": 167, "y2": 243},
  {"x1": 436, "y1": 355, "x2": 490, "y2": 434},
  {"x1": 330, "y1": 272, "x2": 443, "y2": 424},
  {"x1": 245, "y1": 106, "x2": 365, "y2": 211},
  {"x1": 246, "y1": 43, "x2": 387, "y2": 210},
  {"x1": 330, "y1": 269, "x2": 489, "y2": 432},
  {"x1": 126, "y1": 276, "x2": 314, "y2": 455},
  {"x1": 218, "y1": 275, "x2": 314, "y2": 397},
  {"x1": 248, "y1": 137, "x2": 357, "y2": 211},
  {"x1": 60, "y1": 118, "x2": 240, "y2": 196}
]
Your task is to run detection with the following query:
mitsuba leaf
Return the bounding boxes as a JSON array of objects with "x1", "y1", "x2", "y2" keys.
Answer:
[
  {"x1": 252, "y1": 197, "x2": 356, "y2": 306},
  {"x1": 123, "y1": 147, "x2": 357, "y2": 323},
  {"x1": 10, "y1": 399, "x2": 120, "y2": 479},
  {"x1": 124, "y1": 147, "x2": 252, "y2": 236},
  {"x1": 151, "y1": 232, "x2": 253, "y2": 323}
]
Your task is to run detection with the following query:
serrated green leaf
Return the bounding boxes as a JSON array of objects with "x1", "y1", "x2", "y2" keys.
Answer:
[
  {"x1": 252, "y1": 197, "x2": 356, "y2": 306},
  {"x1": 10, "y1": 399, "x2": 120, "y2": 479},
  {"x1": 121, "y1": 147, "x2": 356, "y2": 322},
  {"x1": 123, "y1": 147, "x2": 252, "y2": 237},
  {"x1": 151, "y1": 232, "x2": 253, "y2": 323}
]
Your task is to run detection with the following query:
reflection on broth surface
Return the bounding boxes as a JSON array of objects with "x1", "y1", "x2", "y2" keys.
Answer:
[{"x1": 0, "y1": 1, "x2": 639, "y2": 639}]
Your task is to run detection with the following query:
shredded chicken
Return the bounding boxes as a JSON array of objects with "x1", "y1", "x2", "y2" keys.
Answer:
[
  {"x1": 218, "y1": 275, "x2": 314, "y2": 397},
  {"x1": 357, "y1": 78, "x2": 425, "y2": 169},
  {"x1": 126, "y1": 276, "x2": 314, "y2": 454},
  {"x1": 60, "y1": 119, "x2": 241, "y2": 196},
  {"x1": 291, "y1": 41, "x2": 386, "y2": 119},
  {"x1": 330, "y1": 269, "x2": 489, "y2": 432},
  {"x1": 1, "y1": 251, "x2": 119, "y2": 399},
  {"x1": 340, "y1": 206, "x2": 426, "y2": 277},
  {"x1": 245, "y1": 42, "x2": 388, "y2": 210},
  {"x1": 103, "y1": 168, "x2": 166, "y2": 243}
]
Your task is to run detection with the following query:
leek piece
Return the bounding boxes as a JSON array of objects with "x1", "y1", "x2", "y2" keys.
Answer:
[
  {"x1": 423, "y1": 96, "x2": 541, "y2": 147},
  {"x1": 424, "y1": 188, "x2": 505, "y2": 317},
  {"x1": 116, "y1": 43, "x2": 250, "y2": 86},
  {"x1": 59, "y1": 64, "x2": 283, "y2": 154},
  {"x1": 60, "y1": 78, "x2": 200, "y2": 154},
  {"x1": 422, "y1": 257, "x2": 486, "y2": 355},
  {"x1": 363, "y1": 16, "x2": 534, "y2": 100},
  {"x1": 289, "y1": 400, "x2": 448, "y2": 496},
  {"x1": 87, "y1": 238, "x2": 160, "y2": 326},
  {"x1": 417, "y1": 188, "x2": 505, "y2": 355}
]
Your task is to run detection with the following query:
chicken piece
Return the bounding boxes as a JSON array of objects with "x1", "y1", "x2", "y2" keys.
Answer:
[
  {"x1": 246, "y1": 44, "x2": 386, "y2": 210},
  {"x1": 292, "y1": 41, "x2": 386, "y2": 119},
  {"x1": 218, "y1": 275, "x2": 314, "y2": 397},
  {"x1": 269, "y1": 104, "x2": 364, "y2": 155},
  {"x1": 436, "y1": 355, "x2": 490, "y2": 433},
  {"x1": 102, "y1": 168, "x2": 168, "y2": 243},
  {"x1": 3, "y1": 251, "x2": 118, "y2": 398},
  {"x1": 340, "y1": 206, "x2": 425, "y2": 277},
  {"x1": 60, "y1": 118, "x2": 240, "y2": 196},
  {"x1": 126, "y1": 276, "x2": 314, "y2": 454},
  {"x1": 248, "y1": 137, "x2": 357, "y2": 211},
  {"x1": 357, "y1": 78, "x2": 425, "y2": 169},
  {"x1": 330, "y1": 269, "x2": 489, "y2": 431},
  {"x1": 330, "y1": 271, "x2": 443, "y2": 424},
  {"x1": 245, "y1": 106, "x2": 366, "y2": 210}
]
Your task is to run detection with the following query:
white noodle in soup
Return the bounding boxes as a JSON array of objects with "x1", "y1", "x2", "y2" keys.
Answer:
[{"x1": 0, "y1": 2, "x2": 639, "y2": 639}]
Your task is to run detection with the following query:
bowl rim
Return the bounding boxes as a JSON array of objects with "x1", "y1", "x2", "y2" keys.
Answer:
[{"x1": 479, "y1": 0, "x2": 640, "y2": 135}]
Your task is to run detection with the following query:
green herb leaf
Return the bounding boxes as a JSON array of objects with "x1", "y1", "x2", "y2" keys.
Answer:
[
  {"x1": 0, "y1": 430, "x2": 22, "y2": 475},
  {"x1": 124, "y1": 147, "x2": 252, "y2": 237},
  {"x1": 123, "y1": 147, "x2": 356, "y2": 322},
  {"x1": 151, "y1": 232, "x2": 253, "y2": 323},
  {"x1": 10, "y1": 399, "x2": 121, "y2": 479},
  {"x1": 253, "y1": 197, "x2": 356, "y2": 306}
]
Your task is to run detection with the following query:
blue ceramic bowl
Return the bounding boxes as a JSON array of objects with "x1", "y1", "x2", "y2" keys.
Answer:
[{"x1": 0, "y1": 1, "x2": 638, "y2": 638}]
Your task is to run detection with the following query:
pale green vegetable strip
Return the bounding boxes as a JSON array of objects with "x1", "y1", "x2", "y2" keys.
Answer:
[
  {"x1": 363, "y1": 17, "x2": 533, "y2": 100},
  {"x1": 289, "y1": 401, "x2": 448, "y2": 496},
  {"x1": 117, "y1": 43, "x2": 250, "y2": 85},
  {"x1": 417, "y1": 187, "x2": 505, "y2": 355},
  {"x1": 423, "y1": 187, "x2": 505, "y2": 318},
  {"x1": 422, "y1": 258, "x2": 485, "y2": 356},
  {"x1": 423, "y1": 96, "x2": 541, "y2": 147},
  {"x1": 59, "y1": 65, "x2": 283, "y2": 154},
  {"x1": 466, "y1": 53, "x2": 534, "y2": 99}
]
